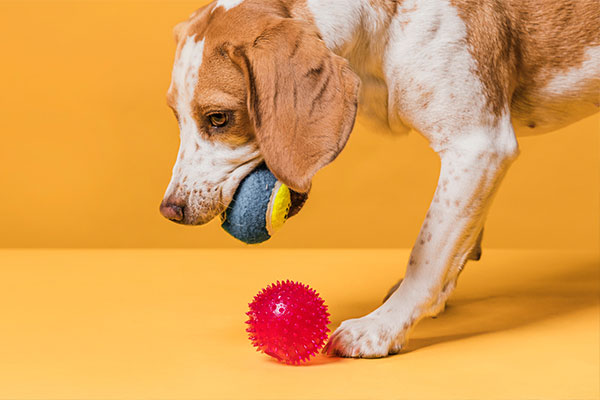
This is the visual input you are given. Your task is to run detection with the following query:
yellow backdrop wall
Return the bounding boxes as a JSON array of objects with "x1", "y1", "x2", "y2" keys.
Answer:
[{"x1": 0, "y1": 1, "x2": 598, "y2": 249}]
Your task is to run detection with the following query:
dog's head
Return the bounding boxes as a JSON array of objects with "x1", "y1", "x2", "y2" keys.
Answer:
[{"x1": 160, "y1": 0, "x2": 360, "y2": 225}]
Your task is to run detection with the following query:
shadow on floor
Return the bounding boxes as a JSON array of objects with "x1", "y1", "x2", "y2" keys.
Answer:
[{"x1": 332, "y1": 257, "x2": 600, "y2": 354}]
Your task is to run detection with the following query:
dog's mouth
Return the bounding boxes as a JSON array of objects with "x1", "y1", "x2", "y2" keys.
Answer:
[{"x1": 288, "y1": 189, "x2": 309, "y2": 218}]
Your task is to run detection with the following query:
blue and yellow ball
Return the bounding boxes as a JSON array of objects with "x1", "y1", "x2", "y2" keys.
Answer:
[{"x1": 221, "y1": 164, "x2": 296, "y2": 244}]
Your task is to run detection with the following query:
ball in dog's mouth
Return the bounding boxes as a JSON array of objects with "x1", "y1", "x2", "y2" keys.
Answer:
[{"x1": 220, "y1": 163, "x2": 309, "y2": 244}]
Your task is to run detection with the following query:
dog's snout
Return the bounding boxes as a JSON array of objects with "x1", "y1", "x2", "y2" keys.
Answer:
[{"x1": 160, "y1": 200, "x2": 185, "y2": 222}]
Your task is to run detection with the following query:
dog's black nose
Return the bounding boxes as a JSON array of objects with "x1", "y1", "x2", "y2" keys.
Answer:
[{"x1": 160, "y1": 200, "x2": 184, "y2": 222}]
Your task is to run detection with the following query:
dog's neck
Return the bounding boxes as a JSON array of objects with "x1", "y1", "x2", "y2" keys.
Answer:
[
  {"x1": 289, "y1": 0, "x2": 393, "y2": 76},
  {"x1": 286, "y1": 0, "x2": 401, "y2": 133}
]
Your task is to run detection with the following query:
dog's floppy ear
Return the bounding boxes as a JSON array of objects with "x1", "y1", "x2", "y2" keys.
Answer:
[{"x1": 229, "y1": 19, "x2": 360, "y2": 193}]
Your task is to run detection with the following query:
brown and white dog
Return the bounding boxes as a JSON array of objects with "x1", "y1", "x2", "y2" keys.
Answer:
[{"x1": 159, "y1": 0, "x2": 599, "y2": 358}]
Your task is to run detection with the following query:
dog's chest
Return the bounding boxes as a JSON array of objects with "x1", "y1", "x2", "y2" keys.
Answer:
[
  {"x1": 320, "y1": 12, "x2": 409, "y2": 134},
  {"x1": 344, "y1": 46, "x2": 410, "y2": 135}
]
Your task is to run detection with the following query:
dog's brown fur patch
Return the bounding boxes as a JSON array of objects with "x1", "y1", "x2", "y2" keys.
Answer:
[{"x1": 452, "y1": 0, "x2": 600, "y2": 119}]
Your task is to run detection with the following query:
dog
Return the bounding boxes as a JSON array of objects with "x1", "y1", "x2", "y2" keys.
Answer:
[{"x1": 159, "y1": 0, "x2": 599, "y2": 358}]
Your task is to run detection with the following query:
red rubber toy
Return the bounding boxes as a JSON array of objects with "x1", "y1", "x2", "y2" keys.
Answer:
[{"x1": 246, "y1": 280, "x2": 330, "y2": 364}]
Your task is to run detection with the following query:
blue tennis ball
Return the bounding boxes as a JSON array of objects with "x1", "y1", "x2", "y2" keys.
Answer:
[{"x1": 221, "y1": 164, "x2": 303, "y2": 244}]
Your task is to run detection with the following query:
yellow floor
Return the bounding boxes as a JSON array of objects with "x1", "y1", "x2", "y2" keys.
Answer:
[{"x1": 0, "y1": 249, "x2": 598, "y2": 399}]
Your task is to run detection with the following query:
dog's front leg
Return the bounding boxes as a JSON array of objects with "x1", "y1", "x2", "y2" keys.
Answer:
[{"x1": 324, "y1": 129, "x2": 519, "y2": 358}]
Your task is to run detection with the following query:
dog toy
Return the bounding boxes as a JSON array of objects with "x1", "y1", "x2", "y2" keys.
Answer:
[
  {"x1": 221, "y1": 164, "x2": 307, "y2": 244},
  {"x1": 245, "y1": 280, "x2": 330, "y2": 364}
]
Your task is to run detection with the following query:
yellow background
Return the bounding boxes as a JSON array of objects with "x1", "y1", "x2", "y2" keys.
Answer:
[{"x1": 0, "y1": 0, "x2": 598, "y2": 250}]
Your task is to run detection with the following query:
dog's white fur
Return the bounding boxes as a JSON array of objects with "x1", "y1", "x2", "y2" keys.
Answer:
[
  {"x1": 163, "y1": 0, "x2": 599, "y2": 357},
  {"x1": 214, "y1": 0, "x2": 246, "y2": 12},
  {"x1": 546, "y1": 47, "x2": 600, "y2": 96}
]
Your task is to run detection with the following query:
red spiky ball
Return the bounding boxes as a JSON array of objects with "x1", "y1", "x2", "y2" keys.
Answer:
[{"x1": 246, "y1": 280, "x2": 330, "y2": 364}]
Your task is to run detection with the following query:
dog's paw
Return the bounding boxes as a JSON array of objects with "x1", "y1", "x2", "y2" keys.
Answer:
[{"x1": 323, "y1": 316, "x2": 406, "y2": 358}]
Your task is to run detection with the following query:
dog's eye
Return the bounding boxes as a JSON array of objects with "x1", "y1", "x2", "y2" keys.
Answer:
[{"x1": 208, "y1": 112, "x2": 229, "y2": 128}]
